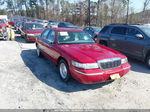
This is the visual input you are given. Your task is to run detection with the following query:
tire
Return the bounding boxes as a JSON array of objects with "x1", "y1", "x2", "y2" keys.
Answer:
[
  {"x1": 36, "y1": 45, "x2": 43, "y2": 58},
  {"x1": 58, "y1": 59, "x2": 71, "y2": 82},
  {"x1": 25, "y1": 36, "x2": 29, "y2": 43},
  {"x1": 146, "y1": 55, "x2": 150, "y2": 69}
]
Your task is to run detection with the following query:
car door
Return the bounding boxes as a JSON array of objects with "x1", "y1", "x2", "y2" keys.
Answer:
[
  {"x1": 124, "y1": 27, "x2": 145, "y2": 58},
  {"x1": 44, "y1": 29, "x2": 59, "y2": 62},
  {"x1": 38, "y1": 29, "x2": 50, "y2": 53},
  {"x1": 109, "y1": 26, "x2": 127, "y2": 52}
]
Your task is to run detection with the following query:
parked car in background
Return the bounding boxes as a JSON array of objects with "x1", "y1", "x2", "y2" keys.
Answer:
[
  {"x1": 83, "y1": 26, "x2": 101, "y2": 42},
  {"x1": 0, "y1": 15, "x2": 8, "y2": 22},
  {"x1": 46, "y1": 21, "x2": 59, "y2": 28},
  {"x1": 21, "y1": 22, "x2": 44, "y2": 42},
  {"x1": 0, "y1": 19, "x2": 8, "y2": 40},
  {"x1": 14, "y1": 21, "x2": 23, "y2": 33},
  {"x1": 58, "y1": 22, "x2": 81, "y2": 29},
  {"x1": 98, "y1": 24, "x2": 150, "y2": 68},
  {"x1": 8, "y1": 18, "x2": 20, "y2": 26},
  {"x1": 36, "y1": 28, "x2": 130, "y2": 84},
  {"x1": 42, "y1": 20, "x2": 48, "y2": 27}
]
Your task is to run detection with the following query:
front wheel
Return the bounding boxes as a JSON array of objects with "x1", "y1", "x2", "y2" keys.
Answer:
[
  {"x1": 146, "y1": 55, "x2": 150, "y2": 69},
  {"x1": 58, "y1": 59, "x2": 70, "y2": 82},
  {"x1": 36, "y1": 45, "x2": 43, "y2": 58}
]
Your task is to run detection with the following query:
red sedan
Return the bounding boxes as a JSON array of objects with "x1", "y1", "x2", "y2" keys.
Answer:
[
  {"x1": 36, "y1": 28, "x2": 130, "y2": 84},
  {"x1": 21, "y1": 22, "x2": 44, "y2": 42}
]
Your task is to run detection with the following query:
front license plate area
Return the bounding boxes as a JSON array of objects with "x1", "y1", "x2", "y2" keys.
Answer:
[{"x1": 110, "y1": 73, "x2": 120, "y2": 80}]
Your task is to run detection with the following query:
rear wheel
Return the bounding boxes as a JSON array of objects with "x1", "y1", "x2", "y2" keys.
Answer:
[
  {"x1": 58, "y1": 59, "x2": 70, "y2": 82},
  {"x1": 146, "y1": 55, "x2": 150, "y2": 69},
  {"x1": 25, "y1": 35, "x2": 30, "y2": 43}
]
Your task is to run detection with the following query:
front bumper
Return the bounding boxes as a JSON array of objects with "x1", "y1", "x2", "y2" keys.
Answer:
[
  {"x1": 70, "y1": 63, "x2": 130, "y2": 84},
  {"x1": 26, "y1": 36, "x2": 38, "y2": 42}
]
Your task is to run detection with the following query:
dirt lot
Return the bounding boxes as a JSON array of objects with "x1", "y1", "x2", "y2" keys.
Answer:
[{"x1": 0, "y1": 34, "x2": 150, "y2": 109}]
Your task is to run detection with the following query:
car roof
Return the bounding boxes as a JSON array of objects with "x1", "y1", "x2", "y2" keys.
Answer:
[
  {"x1": 49, "y1": 28, "x2": 83, "y2": 32},
  {"x1": 107, "y1": 24, "x2": 144, "y2": 27},
  {"x1": 59, "y1": 22, "x2": 72, "y2": 24},
  {"x1": 110, "y1": 24, "x2": 150, "y2": 30}
]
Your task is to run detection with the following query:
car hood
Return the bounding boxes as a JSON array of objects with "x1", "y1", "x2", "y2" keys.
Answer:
[
  {"x1": 26, "y1": 29, "x2": 44, "y2": 34},
  {"x1": 59, "y1": 43, "x2": 125, "y2": 63}
]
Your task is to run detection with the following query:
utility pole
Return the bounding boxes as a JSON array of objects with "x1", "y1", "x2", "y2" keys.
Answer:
[
  {"x1": 88, "y1": 0, "x2": 91, "y2": 26},
  {"x1": 126, "y1": 0, "x2": 129, "y2": 24}
]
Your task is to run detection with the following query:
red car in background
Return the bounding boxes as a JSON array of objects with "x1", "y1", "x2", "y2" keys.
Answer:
[
  {"x1": 36, "y1": 28, "x2": 130, "y2": 84},
  {"x1": 21, "y1": 22, "x2": 44, "y2": 42},
  {"x1": 8, "y1": 18, "x2": 21, "y2": 26},
  {"x1": 0, "y1": 19, "x2": 8, "y2": 40}
]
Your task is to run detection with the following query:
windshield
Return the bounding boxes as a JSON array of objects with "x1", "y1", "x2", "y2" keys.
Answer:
[
  {"x1": 0, "y1": 20, "x2": 4, "y2": 23},
  {"x1": 93, "y1": 27, "x2": 101, "y2": 33},
  {"x1": 48, "y1": 22, "x2": 59, "y2": 26},
  {"x1": 139, "y1": 26, "x2": 150, "y2": 37},
  {"x1": 57, "y1": 31, "x2": 95, "y2": 44},
  {"x1": 64, "y1": 23, "x2": 76, "y2": 27},
  {"x1": 26, "y1": 23, "x2": 44, "y2": 30}
]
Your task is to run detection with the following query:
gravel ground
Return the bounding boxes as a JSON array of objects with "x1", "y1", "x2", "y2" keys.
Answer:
[{"x1": 0, "y1": 34, "x2": 150, "y2": 109}]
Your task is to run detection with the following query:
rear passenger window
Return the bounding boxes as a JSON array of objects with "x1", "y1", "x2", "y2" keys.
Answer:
[
  {"x1": 127, "y1": 28, "x2": 141, "y2": 36},
  {"x1": 100, "y1": 26, "x2": 110, "y2": 34},
  {"x1": 111, "y1": 27, "x2": 127, "y2": 35}
]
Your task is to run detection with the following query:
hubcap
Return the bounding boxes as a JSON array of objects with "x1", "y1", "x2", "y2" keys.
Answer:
[{"x1": 59, "y1": 63, "x2": 67, "y2": 79}]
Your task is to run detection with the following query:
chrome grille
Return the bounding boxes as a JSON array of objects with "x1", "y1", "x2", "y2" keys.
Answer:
[{"x1": 98, "y1": 58, "x2": 121, "y2": 69}]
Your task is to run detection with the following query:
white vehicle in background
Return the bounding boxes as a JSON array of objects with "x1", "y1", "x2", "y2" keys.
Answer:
[
  {"x1": 43, "y1": 20, "x2": 48, "y2": 27},
  {"x1": 0, "y1": 15, "x2": 8, "y2": 21},
  {"x1": 143, "y1": 24, "x2": 150, "y2": 26},
  {"x1": 46, "y1": 21, "x2": 59, "y2": 28}
]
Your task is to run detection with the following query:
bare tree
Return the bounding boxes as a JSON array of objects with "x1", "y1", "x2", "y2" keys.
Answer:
[
  {"x1": 142, "y1": 0, "x2": 150, "y2": 23},
  {"x1": 143, "y1": 0, "x2": 150, "y2": 12}
]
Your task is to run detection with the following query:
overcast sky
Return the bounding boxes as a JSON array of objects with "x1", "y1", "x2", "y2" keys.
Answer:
[
  {"x1": 70, "y1": 0, "x2": 150, "y2": 13},
  {"x1": 1, "y1": 0, "x2": 149, "y2": 13}
]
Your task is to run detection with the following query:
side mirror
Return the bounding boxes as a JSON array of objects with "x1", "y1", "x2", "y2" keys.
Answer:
[{"x1": 136, "y1": 34, "x2": 143, "y2": 39}]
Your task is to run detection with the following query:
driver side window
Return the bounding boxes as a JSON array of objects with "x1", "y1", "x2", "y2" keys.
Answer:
[
  {"x1": 127, "y1": 28, "x2": 142, "y2": 37},
  {"x1": 40, "y1": 29, "x2": 50, "y2": 39},
  {"x1": 47, "y1": 30, "x2": 55, "y2": 43}
]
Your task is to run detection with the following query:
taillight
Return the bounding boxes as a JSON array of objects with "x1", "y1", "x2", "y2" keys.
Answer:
[{"x1": 98, "y1": 32, "x2": 100, "y2": 36}]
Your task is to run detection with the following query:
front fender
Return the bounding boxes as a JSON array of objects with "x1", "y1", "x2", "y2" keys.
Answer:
[{"x1": 143, "y1": 45, "x2": 150, "y2": 59}]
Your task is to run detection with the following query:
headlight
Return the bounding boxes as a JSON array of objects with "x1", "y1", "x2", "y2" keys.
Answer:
[
  {"x1": 121, "y1": 58, "x2": 128, "y2": 64},
  {"x1": 72, "y1": 60, "x2": 99, "y2": 69}
]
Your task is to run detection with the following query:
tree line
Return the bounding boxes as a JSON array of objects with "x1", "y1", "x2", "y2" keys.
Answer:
[{"x1": 0, "y1": 0, "x2": 150, "y2": 27}]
